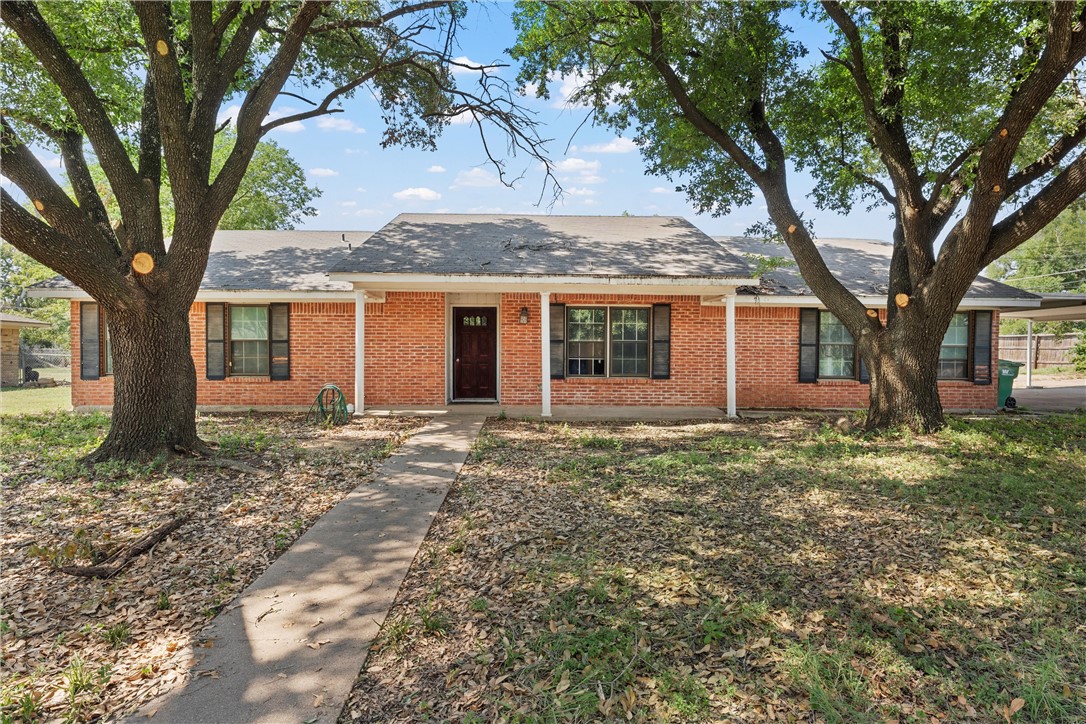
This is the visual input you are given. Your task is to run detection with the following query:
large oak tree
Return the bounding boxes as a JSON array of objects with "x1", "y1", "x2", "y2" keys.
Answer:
[
  {"x1": 513, "y1": 0, "x2": 1086, "y2": 430},
  {"x1": 1, "y1": 0, "x2": 547, "y2": 459}
]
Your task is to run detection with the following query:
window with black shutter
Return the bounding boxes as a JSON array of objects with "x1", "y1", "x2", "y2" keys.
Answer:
[
  {"x1": 269, "y1": 303, "x2": 291, "y2": 380},
  {"x1": 549, "y1": 303, "x2": 565, "y2": 379},
  {"x1": 80, "y1": 302, "x2": 100, "y2": 380},
  {"x1": 972, "y1": 311, "x2": 993, "y2": 385},
  {"x1": 651, "y1": 304, "x2": 671, "y2": 379},
  {"x1": 206, "y1": 303, "x2": 226, "y2": 380},
  {"x1": 206, "y1": 302, "x2": 290, "y2": 380},
  {"x1": 798, "y1": 308, "x2": 819, "y2": 383}
]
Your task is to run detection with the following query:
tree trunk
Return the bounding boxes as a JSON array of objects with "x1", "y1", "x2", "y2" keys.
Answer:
[
  {"x1": 87, "y1": 299, "x2": 205, "y2": 461},
  {"x1": 864, "y1": 313, "x2": 946, "y2": 433}
]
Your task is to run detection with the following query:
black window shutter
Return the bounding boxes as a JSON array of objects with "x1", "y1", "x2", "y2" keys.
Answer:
[
  {"x1": 798, "y1": 308, "x2": 819, "y2": 383},
  {"x1": 206, "y1": 303, "x2": 226, "y2": 380},
  {"x1": 269, "y1": 303, "x2": 290, "y2": 380},
  {"x1": 80, "y1": 302, "x2": 100, "y2": 380},
  {"x1": 972, "y1": 311, "x2": 992, "y2": 385},
  {"x1": 651, "y1": 303, "x2": 671, "y2": 379},
  {"x1": 858, "y1": 356, "x2": 870, "y2": 383},
  {"x1": 549, "y1": 303, "x2": 565, "y2": 379}
]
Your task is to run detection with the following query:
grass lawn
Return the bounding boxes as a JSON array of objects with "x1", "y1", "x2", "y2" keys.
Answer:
[
  {"x1": 0, "y1": 383, "x2": 71, "y2": 416},
  {"x1": 0, "y1": 411, "x2": 427, "y2": 722},
  {"x1": 347, "y1": 414, "x2": 1086, "y2": 723}
]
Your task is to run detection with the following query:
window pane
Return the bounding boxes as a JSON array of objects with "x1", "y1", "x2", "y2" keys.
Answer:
[
  {"x1": 231, "y1": 340, "x2": 269, "y2": 375},
  {"x1": 610, "y1": 308, "x2": 650, "y2": 377},
  {"x1": 567, "y1": 308, "x2": 605, "y2": 376},
  {"x1": 818, "y1": 314, "x2": 854, "y2": 378},
  {"x1": 231, "y1": 306, "x2": 268, "y2": 341},
  {"x1": 938, "y1": 313, "x2": 969, "y2": 379}
]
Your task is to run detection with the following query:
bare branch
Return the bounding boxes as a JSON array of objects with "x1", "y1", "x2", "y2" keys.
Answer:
[
  {"x1": 1005, "y1": 114, "x2": 1086, "y2": 195},
  {"x1": 984, "y1": 147, "x2": 1086, "y2": 264},
  {"x1": 1, "y1": 1, "x2": 140, "y2": 212}
]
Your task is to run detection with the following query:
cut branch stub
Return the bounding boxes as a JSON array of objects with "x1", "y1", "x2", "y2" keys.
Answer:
[
  {"x1": 155, "y1": 39, "x2": 169, "y2": 56},
  {"x1": 866, "y1": 308, "x2": 879, "y2": 318},
  {"x1": 993, "y1": 184, "x2": 1001, "y2": 193},
  {"x1": 131, "y1": 252, "x2": 154, "y2": 274},
  {"x1": 787, "y1": 224, "x2": 797, "y2": 234},
  {"x1": 895, "y1": 293, "x2": 910, "y2": 308},
  {"x1": 32, "y1": 199, "x2": 44, "y2": 212},
  {"x1": 999, "y1": 128, "x2": 1008, "y2": 138}
]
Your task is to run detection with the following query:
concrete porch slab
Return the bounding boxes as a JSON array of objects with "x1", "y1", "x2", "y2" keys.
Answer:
[{"x1": 364, "y1": 405, "x2": 730, "y2": 421}]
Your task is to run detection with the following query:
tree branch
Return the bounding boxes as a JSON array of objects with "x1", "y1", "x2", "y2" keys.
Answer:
[
  {"x1": 1, "y1": 1, "x2": 141, "y2": 215},
  {"x1": 1005, "y1": 114, "x2": 1086, "y2": 195},
  {"x1": 984, "y1": 146, "x2": 1086, "y2": 265}
]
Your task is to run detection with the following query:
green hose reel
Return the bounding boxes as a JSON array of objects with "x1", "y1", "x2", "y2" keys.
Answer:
[{"x1": 306, "y1": 384, "x2": 350, "y2": 426}]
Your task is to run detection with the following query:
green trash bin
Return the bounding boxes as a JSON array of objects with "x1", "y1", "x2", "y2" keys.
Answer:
[{"x1": 998, "y1": 360, "x2": 1024, "y2": 408}]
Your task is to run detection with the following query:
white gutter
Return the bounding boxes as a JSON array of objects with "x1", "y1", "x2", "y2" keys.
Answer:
[
  {"x1": 718, "y1": 294, "x2": 1042, "y2": 310},
  {"x1": 329, "y1": 272, "x2": 760, "y2": 294}
]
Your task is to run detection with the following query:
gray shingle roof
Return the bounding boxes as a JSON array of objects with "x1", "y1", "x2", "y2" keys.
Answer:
[
  {"x1": 717, "y1": 236, "x2": 1039, "y2": 301},
  {"x1": 35, "y1": 230, "x2": 369, "y2": 292},
  {"x1": 328, "y1": 214, "x2": 753, "y2": 278}
]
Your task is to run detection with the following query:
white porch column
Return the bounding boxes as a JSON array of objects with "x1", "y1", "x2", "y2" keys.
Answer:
[
  {"x1": 354, "y1": 289, "x2": 365, "y2": 415},
  {"x1": 1025, "y1": 318, "x2": 1033, "y2": 388},
  {"x1": 725, "y1": 292, "x2": 737, "y2": 418},
  {"x1": 540, "y1": 292, "x2": 552, "y2": 417}
]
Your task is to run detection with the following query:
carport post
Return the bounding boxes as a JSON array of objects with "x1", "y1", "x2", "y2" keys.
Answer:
[
  {"x1": 541, "y1": 292, "x2": 552, "y2": 417},
  {"x1": 726, "y1": 292, "x2": 737, "y2": 418},
  {"x1": 354, "y1": 288, "x2": 365, "y2": 415},
  {"x1": 1025, "y1": 319, "x2": 1033, "y2": 388}
]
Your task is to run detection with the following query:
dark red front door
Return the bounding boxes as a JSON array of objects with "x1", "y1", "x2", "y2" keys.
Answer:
[{"x1": 453, "y1": 307, "x2": 497, "y2": 400}]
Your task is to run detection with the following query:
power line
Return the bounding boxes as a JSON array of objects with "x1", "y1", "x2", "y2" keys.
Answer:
[{"x1": 1005, "y1": 267, "x2": 1086, "y2": 282}]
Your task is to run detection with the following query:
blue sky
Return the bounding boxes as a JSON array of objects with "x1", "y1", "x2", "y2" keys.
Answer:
[
  {"x1": 244, "y1": 3, "x2": 893, "y2": 240},
  {"x1": 15, "y1": 2, "x2": 895, "y2": 242}
]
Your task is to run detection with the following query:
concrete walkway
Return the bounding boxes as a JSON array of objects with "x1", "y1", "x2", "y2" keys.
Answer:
[
  {"x1": 133, "y1": 415, "x2": 484, "y2": 724},
  {"x1": 1011, "y1": 377, "x2": 1086, "y2": 412}
]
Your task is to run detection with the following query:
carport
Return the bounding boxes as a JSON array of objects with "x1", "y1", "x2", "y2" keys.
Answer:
[{"x1": 999, "y1": 293, "x2": 1086, "y2": 388}]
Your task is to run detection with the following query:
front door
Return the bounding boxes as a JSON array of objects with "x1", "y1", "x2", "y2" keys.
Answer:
[{"x1": 453, "y1": 307, "x2": 497, "y2": 400}]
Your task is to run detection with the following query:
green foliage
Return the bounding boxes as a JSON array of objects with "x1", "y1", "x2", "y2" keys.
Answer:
[
  {"x1": 989, "y1": 199, "x2": 1086, "y2": 336},
  {"x1": 0, "y1": 244, "x2": 70, "y2": 348},
  {"x1": 1071, "y1": 336, "x2": 1086, "y2": 373},
  {"x1": 215, "y1": 131, "x2": 320, "y2": 230}
]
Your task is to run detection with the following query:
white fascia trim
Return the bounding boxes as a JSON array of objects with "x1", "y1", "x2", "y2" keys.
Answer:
[
  {"x1": 27, "y1": 288, "x2": 371, "y2": 302},
  {"x1": 720, "y1": 294, "x2": 1041, "y2": 310},
  {"x1": 333, "y1": 273, "x2": 760, "y2": 295}
]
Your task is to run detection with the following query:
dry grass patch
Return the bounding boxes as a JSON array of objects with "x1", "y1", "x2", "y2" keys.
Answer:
[
  {"x1": 0, "y1": 411, "x2": 426, "y2": 722},
  {"x1": 345, "y1": 414, "x2": 1086, "y2": 723}
]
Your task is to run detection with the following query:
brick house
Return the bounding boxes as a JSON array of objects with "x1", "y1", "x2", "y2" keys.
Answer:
[
  {"x1": 1, "y1": 312, "x2": 50, "y2": 386},
  {"x1": 34, "y1": 214, "x2": 1039, "y2": 414}
]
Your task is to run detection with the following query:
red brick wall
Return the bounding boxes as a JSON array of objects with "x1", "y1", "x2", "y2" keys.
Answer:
[
  {"x1": 363, "y1": 292, "x2": 445, "y2": 405},
  {"x1": 499, "y1": 294, "x2": 726, "y2": 406},
  {"x1": 69, "y1": 295, "x2": 1001, "y2": 411},
  {"x1": 734, "y1": 305, "x2": 999, "y2": 410},
  {"x1": 71, "y1": 292, "x2": 446, "y2": 409}
]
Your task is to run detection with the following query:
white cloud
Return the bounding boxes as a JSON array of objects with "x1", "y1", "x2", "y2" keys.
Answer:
[
  {"x1": 450, "y1": 55, "x2": 486, "y2": 76},
  {"x1": 427, "y1": 165, "x2": 446, "y2": 174},
  {"x1": 452, "y1": 167, "x2": 500, "y2": 189},
  {"x1": 566, "y1": 187, "x2": 596, "y2": 197},
  {"x1": 650, "y1": 186, "x2": 673, "y2": 194},
  {"x1": 344, "y1": 148, "x2": 364, "y2": 155},
  {"x1": 448, "y1": 110, "x2": 476, "y2": 126},
  {"x1": 577, "y1": 137, "x2": 637, "y2": 154},
  {"x1": 340, "y1": 201, "x2": 357, "y2": 207},
  {"x1": 355, "y1": 186, "x2": 367, "y2": 193},
  {"x1": 393, "y1": 187, "x2": 442, "y2": 201},
  {"x1": 555, "y1": 157, "x2": 600, "y2": 174},
  {"x1": 309, "y1": 168, "x2": 339, "y2": 177},
  {"x1": 354, "y1": 208, "x2": 383, "y2": 217},
  {"x1": 466, "y1": 205, "x2": 504, "y2": 213},
  {"x1": 217, "y1": 104, "x2": 305, "y2": 133},
  {"x1": 317, "y1": 116, "x2": 366, "y2": 134},
  {"x1": 33, "y1": 153, "x2": 62, "y2": 169},
  {"x1": 555, "y1": 157, "x2": 604, "y2": 185}
]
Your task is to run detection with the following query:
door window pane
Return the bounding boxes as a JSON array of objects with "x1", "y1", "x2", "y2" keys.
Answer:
[
  {"x1": 610, "y1": 308, "x2": 650, "y2": 376},
  {"x1": 938, "y1": 313, "x2": 969, "y2": 379},
  {"x1": 818, "y1": 313, "x2": 855, "y2": 378},
  {"x1": 567, "y1": 308, "x2": 605, "y2": 376},
  {"x1": 230, "y1": 306, "x2": 269, "y2": 375}
]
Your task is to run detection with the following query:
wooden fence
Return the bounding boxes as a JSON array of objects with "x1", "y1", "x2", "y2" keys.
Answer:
[{"x1": 999, "y1": 334, "x2": 1080, "y2": 368}]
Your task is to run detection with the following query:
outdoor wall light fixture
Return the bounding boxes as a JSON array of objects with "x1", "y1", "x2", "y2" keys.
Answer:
[{"x1": 519, "y1": 307, "x2": 530, "y2": 324}]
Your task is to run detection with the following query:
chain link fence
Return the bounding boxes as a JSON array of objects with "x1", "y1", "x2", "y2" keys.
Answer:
[{"x1": 18, "y1": 345, "x2": 71, "y2": 383}]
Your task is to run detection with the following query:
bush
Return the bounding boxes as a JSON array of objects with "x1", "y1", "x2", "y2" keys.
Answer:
[{"x1": 1070, "y1": 336, "x2": 1086, "y2": 373}]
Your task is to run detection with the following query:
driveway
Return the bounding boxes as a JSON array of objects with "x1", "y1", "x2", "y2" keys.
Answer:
[{"x1": 1012, "y1": 377, "x2": 1085, "y2": 412}]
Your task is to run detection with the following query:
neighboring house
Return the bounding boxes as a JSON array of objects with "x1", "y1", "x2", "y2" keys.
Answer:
[
  {"x1": 31, "y1": 214, "x2": 1040, "y2": 413},
  {"x1": 0, "y1": 313, "x2": 49, "y2": 386}
]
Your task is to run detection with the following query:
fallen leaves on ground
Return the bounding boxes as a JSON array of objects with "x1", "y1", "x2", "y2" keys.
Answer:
[
  {"x1": 344, "y1": 414, "x2": 1086, "y2": 723},
  {"x1": 0, "y1": 412, "x2": 426, "y2": 722}
]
